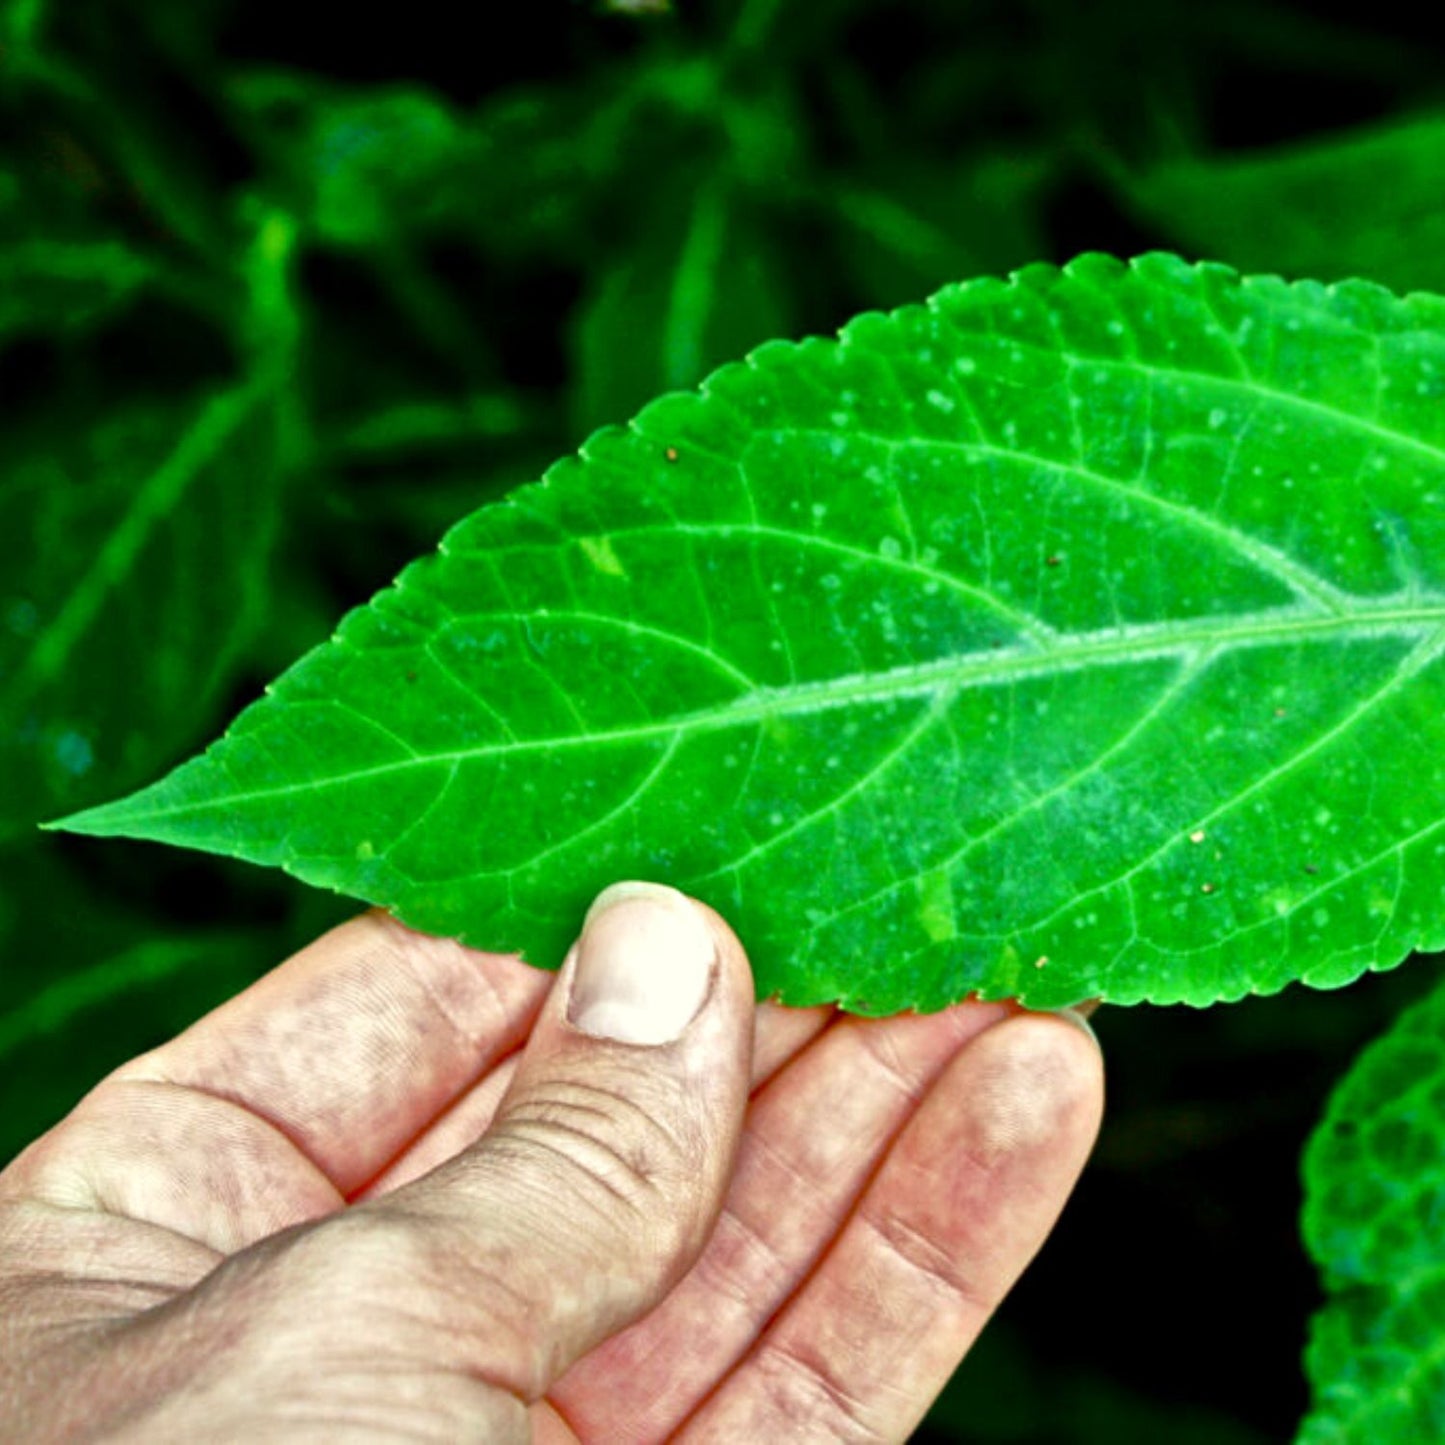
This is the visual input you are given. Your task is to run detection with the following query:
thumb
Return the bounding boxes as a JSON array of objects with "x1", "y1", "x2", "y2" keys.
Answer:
[{"x1": 368, "y1": 880, "x2": 754, "y2": 1402}]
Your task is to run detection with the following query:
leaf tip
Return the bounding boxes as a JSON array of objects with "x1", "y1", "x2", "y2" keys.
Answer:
[{"x1": 39, "y1": 797, "x2": 134, "y2": 839}]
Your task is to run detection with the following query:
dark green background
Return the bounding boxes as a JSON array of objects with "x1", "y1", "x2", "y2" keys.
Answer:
[{"x1": 4, "y1": 1, "x2": 1445, "y2": 1437}]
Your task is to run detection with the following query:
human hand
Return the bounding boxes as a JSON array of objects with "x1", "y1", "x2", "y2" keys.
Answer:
[{"x1": 0, "y1": 882, "x2": 1102, "y2": 1442}]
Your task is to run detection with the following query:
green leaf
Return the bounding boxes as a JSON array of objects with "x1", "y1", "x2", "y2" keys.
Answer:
[
  {"x1": 53, "y1": 254, "x2": 1445, "y2": 1011},
  {"x1": 1299, "y1": 965, "x2": 1445, "y2": 1442},
  {"x1": 1120, "y1": 113, "x2": 1445, "y2": 298}
]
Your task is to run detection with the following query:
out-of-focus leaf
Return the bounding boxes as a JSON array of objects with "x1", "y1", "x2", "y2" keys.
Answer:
[
  {"x1": 0, "y1": 238, "x2": 153, "y2": 337},
  {"x1": 55, "y1": 254, "x2": 1445, "y2": 1012},
  {"x1": 1, "y1": 0, "x2": 48, "y2": 51},
  {"x1": 310, "y1": 92, "x2": 470, "y2": 249},
  {"x1": 826, "y1": 151, "x2": 1055, "y2": 310},
  {"x1": 6, "y1": 0, "x2": 236, "y2": 259},
  {"x1": 316, "y1": 429, "x2": 563, "y2": 587},
  {"x1": 333, "y1": 395, "x2": 537, "y2": 459},
  {"x1": 1299, "y1": 962, "x2": 1445, "y2": 1442},
  {"x1": 0, "y1": 383, "x2": 284, "y2": 839},
  {"x1": 319, "y1": 396, "x2": 554, "y2": 556},
  {"x1": 572, "y1": 182, "x2": 794, "y2": 431},
  {"x1": 453, "y1": 83, "x2": 642, "y2": 259},
  {"x1": 233, "y1": 70, "x2": 608, "y2": 259},
  {"x1": 0, "y1": 916, "x2": 271, "y2": 1163},
  {"x1": 0, "y1": 933, "x2": 239, "y2": 1060},
  {"x1": 1119, "y1": 114, "x2": 1445, "y2": 297},
  {"x1": 231, "y1": 72, "x2": 477, "y2": 248},
  {"x1": 0, "y1": 138, "x2": 207, "y2": 339},
  {"x1": 600, "y1": 0, "x2": 674, "y2": 17}
]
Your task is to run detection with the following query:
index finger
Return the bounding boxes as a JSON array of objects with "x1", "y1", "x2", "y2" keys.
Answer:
[{"x1": 114, "y1": 910, "x2": 551, "y2": 1195}]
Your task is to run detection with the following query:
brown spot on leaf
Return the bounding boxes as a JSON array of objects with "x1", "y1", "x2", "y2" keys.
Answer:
[{"x1": 664, "y1": 446, "x2": 679, "y2": 462}]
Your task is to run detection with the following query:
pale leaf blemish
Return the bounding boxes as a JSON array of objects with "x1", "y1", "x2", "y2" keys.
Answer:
[
  {"x1": 916, "y1": 869, "x2": 956, "y2": 943},
  {"x1": 579, "y1": 535, "x2": 627, "y2": 578}
]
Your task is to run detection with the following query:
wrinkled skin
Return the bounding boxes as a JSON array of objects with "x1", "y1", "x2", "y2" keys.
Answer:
[{"x1": 0, "y1": 894, "x2": 1102, "y2": 1442}]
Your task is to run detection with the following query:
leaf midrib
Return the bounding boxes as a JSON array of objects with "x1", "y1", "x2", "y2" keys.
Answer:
[{"x1": 73, "y1": 592, "x2": 1445, "y2": 828}]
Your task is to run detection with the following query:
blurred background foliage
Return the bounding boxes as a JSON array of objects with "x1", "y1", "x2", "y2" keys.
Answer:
[{"x1": 4, "y1": 0, "x2": 1445, "y2": 1437}]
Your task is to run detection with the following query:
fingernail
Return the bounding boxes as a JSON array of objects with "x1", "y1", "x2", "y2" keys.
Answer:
[
  {"x1": 1049, "y1": 1006, "x2": 1102, "y2": 1052},
  {"x1": 567, "y1": 881, "x2": 716, "y2": 1044}
]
